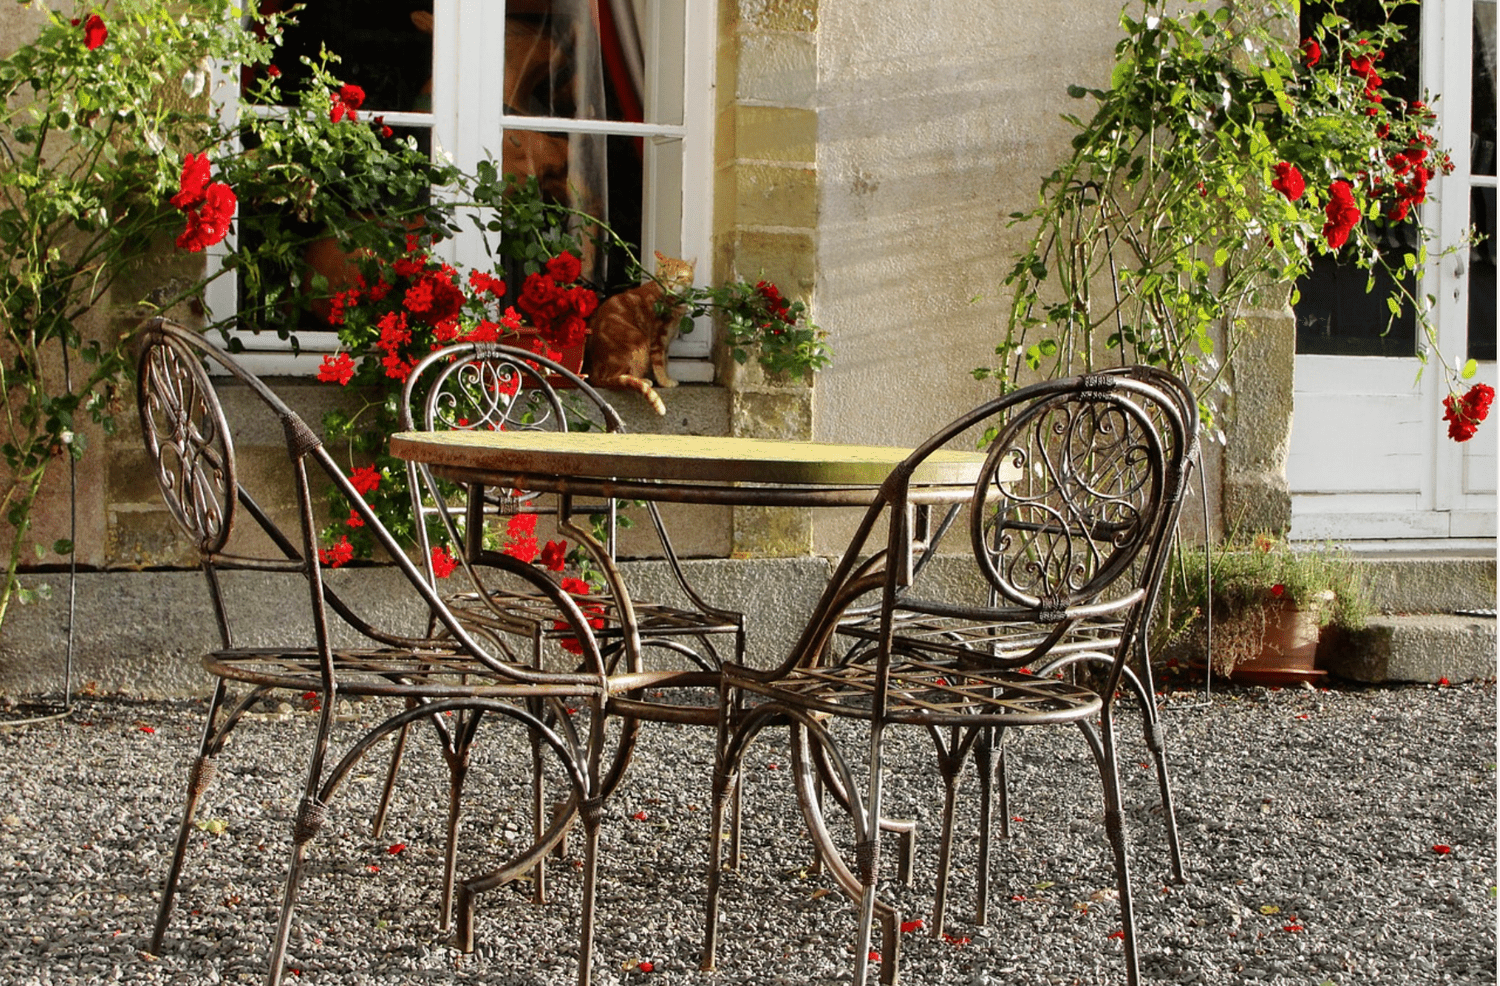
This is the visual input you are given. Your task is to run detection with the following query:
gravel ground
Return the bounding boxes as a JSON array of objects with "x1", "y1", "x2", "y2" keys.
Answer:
[{"x1": 0, "y1": 680, "x2": 1494, "y2": 986}]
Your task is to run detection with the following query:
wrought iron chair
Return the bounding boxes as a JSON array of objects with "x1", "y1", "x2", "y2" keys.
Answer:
[
  {"x1": 939, "y1": 363, "x2": 1200, "y2": 930},
  {"x1": 704, "y1": 373, "x2": 1188, "y2": 986},
  {"x1": 137, "y1": 319, "x2": 611, "y2": 986},
  {"x1": 390, "y1": 341, "x2": 749, "y2": 931}
]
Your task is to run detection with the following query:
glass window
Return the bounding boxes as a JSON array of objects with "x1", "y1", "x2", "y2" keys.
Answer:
[{"x1": 214, "y1": 0, "x2": 711, "y2": 372}]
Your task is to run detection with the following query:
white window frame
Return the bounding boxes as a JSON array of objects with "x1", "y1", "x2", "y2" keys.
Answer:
[{"x1": 209, "y1": 0, "x2": 714, "y2": 380}]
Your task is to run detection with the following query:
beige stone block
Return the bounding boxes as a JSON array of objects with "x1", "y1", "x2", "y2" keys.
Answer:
[
  {"x1": 738, "y1": 0, "x2": 818, "y2": 33},
  {"x1": 735, "y1": 32, "x2": 817, "y2": 107},
  {"x1": 727, "y1": 230, "x2": 817, "y2": 295},
  {"x1": 732, "y1": 106, "x2": 817, "y2": 164},
  {"x1": 735, "y1": 164, "x2": 817, "y2": 229},
  {"x1": 730, "y1": 389, "x2": 812, "y2": 441}
]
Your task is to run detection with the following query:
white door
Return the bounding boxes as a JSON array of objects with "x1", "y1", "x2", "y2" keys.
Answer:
[{"x1": 1289, "y1": 0, "x2": 1497, "y2": 542}]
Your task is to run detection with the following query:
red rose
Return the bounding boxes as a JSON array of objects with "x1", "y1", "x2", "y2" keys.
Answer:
[
  {"x1": 568, "y1": 285, "x2": 598, "y2": 319},
  {"x1": 1300, "y1": 38, "x2": 1320, "y2": 67},
  {"x1": 1321, "y1": 180, "x2": 1360, "y2": 250},
  {"x1": 1271, "y1": 162, "x2": 1305, "y2": 202},
  {"x1": 546, "y1": 251, "x2": 582, "y2": 284},
  {"x1": 171, "y1": 153, "x2": 212, "y2": 212},
  {"x1": 338, "y1": 84, "x2": 366, "y2": 110},
  {"x1": 517, "y1": 272, "x2": 562, "y2": 320},
  {"x1": 175, "y1": 182, "x2": 236, "y2": 252},
  {"x1": 82, "y1": 14, "x2": 107, "y2": 50},
  {"x1": 1443, "y1": 383, "x2": 1495, "y2": 442},
  {"x1": 266, "y1": 65, "x2": 282, "y2": 79}
]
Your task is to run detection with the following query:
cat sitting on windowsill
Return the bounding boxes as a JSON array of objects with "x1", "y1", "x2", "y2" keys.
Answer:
[{"x1": 585, "y1": 252, "x2": 694, "y2": 416}]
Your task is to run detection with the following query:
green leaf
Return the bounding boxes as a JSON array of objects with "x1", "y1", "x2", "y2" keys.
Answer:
[
  {"x1": 1462, "y1": 359, "x2": 1478, "y2": 380},
  {"x1": 52, "y1": 539, "x2": 74, "y2": 555},
  {"x1": 1110, "y1": 57, "x2": 1135, "y2": 91}
]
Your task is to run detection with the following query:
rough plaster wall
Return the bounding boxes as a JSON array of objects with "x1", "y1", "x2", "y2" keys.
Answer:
[{"x1": 809, "y1": 0, "x2": 1123, "y2": 551}]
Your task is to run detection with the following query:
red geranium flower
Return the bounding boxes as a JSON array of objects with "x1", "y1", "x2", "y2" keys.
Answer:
[
  {"x1": 431, "y1": 546, "x2": 459, "y2": 579},
  {"x1": 317, "y1": 352, "x2": 356, "y2": 385},
  {"x1": 318, "y1": 535, "x2": 354, "y2": 568},
  {"x1": 349, "y1": 465, "x2": 382, "y2": 495},
  {"x1": 82, "y1": 14, "x2": 107, "y2": 50},
  {"x1": 503, "y1": 513, "x2": 539, "y2": 564},
  {"x1": 541, "y1": 539, "x2": 568, "y2": 572},
  {"x1": 1321, "y1": 180, "x2": 1360, "y2": 250},
  {"x1": 1271, "y1": 162, "x2": 1305, "y2": 201}
]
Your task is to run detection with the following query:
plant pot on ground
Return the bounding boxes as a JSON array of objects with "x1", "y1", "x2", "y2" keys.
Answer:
[{"x1": 1157, "y1": 535, "x2": 1370, "y2": 686}]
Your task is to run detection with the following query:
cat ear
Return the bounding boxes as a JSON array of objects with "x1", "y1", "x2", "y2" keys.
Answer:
[{"x1": 654, "y1": 250, "x2": 667, "y2": 264}]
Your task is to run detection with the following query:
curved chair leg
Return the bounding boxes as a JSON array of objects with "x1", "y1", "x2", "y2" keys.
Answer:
[
  {"x1": 150, "y1": 681, "x2": 250, "y2": 955},
  {"x1": 1044, "y1": 653, "x2": 1186, "y2": 885},
  {"x1": 150, "y1": 749, "x2": 219, "y2": 953},
  {"x1": 370, "y1": 719, "x2": 412, "y2": 839},
  {"x1": 928, "y1": 724, "x2": 977, "y2": 940},
  {"x1": 972, "y1": 726, "x2": 1005, "y2": 927},
  {"x1": 264, "y1": 795, "x2": 326, "y2": 986},
  {"x1": 1080, "y1": 716, "x2": 1140, "y2": 986},
  {"x1": 1130, "y1": 640, "x2": 1186, "y2": 884},
  {"x1": 438, "y1": 734, "x2": 473, "y2": 932}
]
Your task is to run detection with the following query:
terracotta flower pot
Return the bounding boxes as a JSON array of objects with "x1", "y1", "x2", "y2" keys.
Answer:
[
  {"x1": 497, "y1": 326, "x2": 587, "y2": 378},
  {"x1": 1225, "y1": 591, "x2": 1334, "y2": 686}
]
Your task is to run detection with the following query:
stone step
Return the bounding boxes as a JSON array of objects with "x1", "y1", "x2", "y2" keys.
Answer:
[
  {"x1": 1328, "y1": 549, "x2": 1496, "y2": 615},
  {"x1": 1325, "y1": 613, "x2": 1497, "y2": 684}
]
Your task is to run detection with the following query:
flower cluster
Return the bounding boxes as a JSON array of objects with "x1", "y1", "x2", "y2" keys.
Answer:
[
  {"x1": 171, "y1": 153, "x2": 236, "y2": 253},
  {"x1": 688, "y1": 277, "x2": 831, "y2": 381},
  {"x1": 1442, "y1": 384, "x2": 1495, "y2": 443},
  {"x1": 514, "y1": 252, "x2": 598, "y2": 350},
  {"x1": 1280, "y1": 34, "x2": 1454, "y2": 252},
  {"x1": 987, "y1": 0, "x2": 1485, "y2": 446},
  {"x1": 498, "y1": 514, "x2": 604, "y2": 653},
  {"x1": 329, "y1": 83, "x2": 365, "y2": 123},
  {"x1": 316, "y1": 234, "x2": 544, "y2": 387}
]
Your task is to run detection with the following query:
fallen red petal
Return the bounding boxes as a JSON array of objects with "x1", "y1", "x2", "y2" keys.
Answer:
[
  {"x1": 638, "y1": 961, "x2": 654, "y2": 973},
  {"x1": 1433, "y1": 844, "x2": 1453, "y2": 854},
  {"x1": 388, "y1": 843, "x2": 406, "y2": 855},
  {"x1": 139, "y1": 726, "x2": 155, "y2": 734},
  {"x1": 367, "y1": 864, "x2": 380, "y2": 873},
  {"x1": 868, "y1": 950, "x2": 880, "y2": 961},
  {"x1": 632, "y1": 810, "x2": 649, "y2": 821},
  {"x1": 899, "y1": 919, "x2": 924, "y2": 933},
  {"x1": 1108, "y1": 930, "x2": 1125, "y2": 940}
]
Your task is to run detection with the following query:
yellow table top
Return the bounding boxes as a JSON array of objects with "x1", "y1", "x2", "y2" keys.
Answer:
[{"x1": 389, "y1": 429, "x2": 989, "y2": 488}]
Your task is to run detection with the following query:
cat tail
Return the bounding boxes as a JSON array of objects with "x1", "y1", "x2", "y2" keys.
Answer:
[{"x1": 600, "y1": 374, "x2": 666, "y2": 415}]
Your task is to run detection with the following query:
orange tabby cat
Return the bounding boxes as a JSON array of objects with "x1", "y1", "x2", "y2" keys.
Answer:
[{"x1": 586, "y1": 252, "x2": 694, "y2": 415}]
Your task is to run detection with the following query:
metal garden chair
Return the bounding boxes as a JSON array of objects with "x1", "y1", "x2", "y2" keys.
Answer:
[
  {"x1": 137, "y1": 319, "x2": 611, "y2": 986},
  {"x1": 703, "y1": 372, "x2": 1189, "y2": 986},
  {"x1": 391, "y1": 340, "x2": 748, "y2": 938}
]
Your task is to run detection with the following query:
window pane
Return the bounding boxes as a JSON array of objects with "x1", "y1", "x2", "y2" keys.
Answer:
[
  {"x1": 1470, "y1": 186, "x2": 1497, "y2": 361},
  {"x1": 1476, "y1": 1, "x2": 1497, "y2": 177},
  {"x1": 1294, "y1": 222, "x2": 1420, "y2": 357},
  {"x1": 504, "y1": 1, "x2": 679, "y2": 126},
  {"x1": 251, "y1": 0, "x2": 435, "y2": 113}
]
